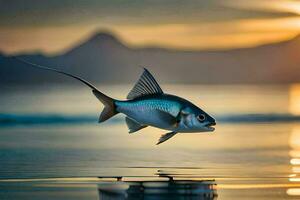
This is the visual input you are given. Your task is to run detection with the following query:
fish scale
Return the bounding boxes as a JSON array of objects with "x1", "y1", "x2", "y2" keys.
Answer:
[
  {"x1": 115, "y1": 96, "x2": 182, "y2": 121},
  {"x1": 115, "y1": 95, "x2": 182, "y2": 130}
]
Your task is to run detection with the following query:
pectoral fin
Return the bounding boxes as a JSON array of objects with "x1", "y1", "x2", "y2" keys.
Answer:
[
  {"x1": 156, "y1": 131, "x2": 177, "y2": 145},
  {"x1": 156, "y1": 110, "x2": 179, "y2": 128},
  {"x1": 125, "y1": 117, "x2": 147, "y2": 133}
]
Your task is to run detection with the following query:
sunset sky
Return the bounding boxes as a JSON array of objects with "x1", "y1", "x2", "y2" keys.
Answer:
[{"x1": 2, "y1": 0, "x2": 300, "y2": 54}]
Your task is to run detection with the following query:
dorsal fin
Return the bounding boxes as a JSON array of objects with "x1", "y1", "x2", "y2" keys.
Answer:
[{"x1": 127, "y1": 68, "x2": 163, "y2": 99}]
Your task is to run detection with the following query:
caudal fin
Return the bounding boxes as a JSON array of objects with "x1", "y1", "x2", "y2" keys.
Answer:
[
  {"x1": 93, "y1": 90, "x2": 118, "y2": 123},
  {"x1": 92, "y1": 90, "x2": 118, "y2": 122},
  {"x1": 13, "y1": 58, "x2": 118, "y2": 123}
]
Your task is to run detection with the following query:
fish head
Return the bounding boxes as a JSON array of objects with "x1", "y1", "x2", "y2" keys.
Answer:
[{"x1": 177, "y1": 106, "x2": 216, "y2": 133}]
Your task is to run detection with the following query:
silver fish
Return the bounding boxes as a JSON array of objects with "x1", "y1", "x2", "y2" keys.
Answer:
[{"x1": 14, "y1": 58, "x2": 216, "y2": 145}]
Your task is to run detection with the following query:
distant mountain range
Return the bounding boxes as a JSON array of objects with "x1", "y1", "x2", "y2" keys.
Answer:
[{"x1": 1, "y1": 31, "x2": 300, "y2": 85}]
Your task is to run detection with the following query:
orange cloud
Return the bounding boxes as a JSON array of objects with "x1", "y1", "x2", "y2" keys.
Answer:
[{"x1": 1, "y1": 16, "x2": 300, "y2": 54}]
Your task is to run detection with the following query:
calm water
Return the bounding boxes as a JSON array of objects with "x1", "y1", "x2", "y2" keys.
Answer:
[{"x1": 1, "y1": 84, "x2": 300, "y2": 199}]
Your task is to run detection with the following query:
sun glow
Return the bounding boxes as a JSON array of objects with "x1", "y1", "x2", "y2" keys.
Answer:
[
  {"x1": 287, "y1": 188, "x2": 300, "y2": 195},
  {"x1": 2, "y1": 17, "x2": 300, "y2": 54},
  {"x1": 291, "y1": 158, "x2": 300, "y2": 165},
  {"x1": 277, "y1": 1, "x2": 300, "y2": 15},
  {"x1": 288, "y1": 126, "x2": 300, "y2": 195},
  {"x1": 289, "y1": 84, "x2": 300, "y2": 115}
]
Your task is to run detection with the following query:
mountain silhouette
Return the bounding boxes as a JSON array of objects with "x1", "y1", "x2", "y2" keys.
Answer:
[
  {"x1": 1, "y1": 31, "x2": 300, "y2": 85},
  {"x1": 63, "y1": 32, "x2": 129, "y2": 58}
]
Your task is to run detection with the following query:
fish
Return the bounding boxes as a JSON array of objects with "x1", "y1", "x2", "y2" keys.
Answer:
[{"x1": 13, "y1": 57, "x2": 216, "y2": 145}]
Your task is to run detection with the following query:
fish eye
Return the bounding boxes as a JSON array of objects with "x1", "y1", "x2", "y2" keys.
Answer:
[{"x1": 197, "y1": 114, "x2": 206, "y2": 122}]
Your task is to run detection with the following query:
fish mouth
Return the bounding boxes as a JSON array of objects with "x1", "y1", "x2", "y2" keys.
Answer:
[{"x1": 205, "y1": 122, "x2": 216, "y2": 131}]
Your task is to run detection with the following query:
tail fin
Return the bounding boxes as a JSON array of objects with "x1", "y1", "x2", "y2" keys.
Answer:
[
  {"x1": 13, "y1": 57, "x2": 118, "y2": 123},
  {"x1": 92, "y1": 90, "x2": 118, "y2": 122}
]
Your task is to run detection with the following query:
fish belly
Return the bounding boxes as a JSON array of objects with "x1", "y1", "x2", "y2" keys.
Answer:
[{"x1": 116, "y1": 100, "x2": 178, "y2": 130}]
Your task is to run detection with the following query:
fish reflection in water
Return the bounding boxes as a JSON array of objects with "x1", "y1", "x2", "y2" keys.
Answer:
[{"x1": 98, "y1": 174, "x2": 217, "y2": 200}]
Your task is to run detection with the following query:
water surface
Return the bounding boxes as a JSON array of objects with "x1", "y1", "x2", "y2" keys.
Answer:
[{"x1": 1, "y1": 84, "x2": 300, "y2": 199}]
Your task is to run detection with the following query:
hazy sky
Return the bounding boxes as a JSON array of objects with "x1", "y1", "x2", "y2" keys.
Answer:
[{"x1": 1, "y1": 0, "x2": 300, "y2": 54}]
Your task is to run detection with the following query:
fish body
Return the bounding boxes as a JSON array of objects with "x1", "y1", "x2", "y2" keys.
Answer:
[
  {"x1": 14, "y1": 57, "x2": 216, "y2": 144},
  {"x1": 115, "y1": 94, "x2": 215, "y2": 133},
  {"x1": 116, "y1": 94, "x2": 181, "y2": 131}
]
